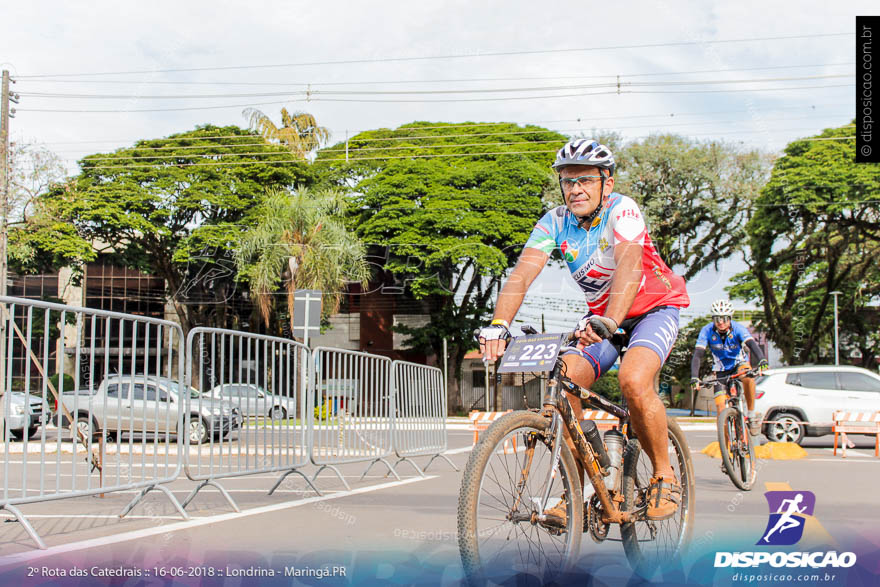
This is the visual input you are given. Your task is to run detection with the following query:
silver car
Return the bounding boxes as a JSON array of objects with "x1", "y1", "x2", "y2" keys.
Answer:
[
  {"x1": 207, "y1": 383, "x2": 290, "y2": 420},
  {"x1": 61, "y1": 375, "x2": 242, "y2": 445}
]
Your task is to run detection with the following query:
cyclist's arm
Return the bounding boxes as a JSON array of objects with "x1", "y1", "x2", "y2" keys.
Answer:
[
  {"x1": 691, "y1": 347, "x2": 706, "y2": 379},
  {"x1": 745, "y1": 338, "x2": 766, "y2": 368}
]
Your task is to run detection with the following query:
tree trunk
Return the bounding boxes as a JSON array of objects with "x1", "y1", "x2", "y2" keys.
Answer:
[{"x1": 446, "y1": 352, "x2": 464, "y2": 414}]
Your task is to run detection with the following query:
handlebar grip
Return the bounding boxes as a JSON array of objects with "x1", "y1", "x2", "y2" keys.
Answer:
[{"x1": 588, "y1": 316, "x2": 615, "y2": 340}]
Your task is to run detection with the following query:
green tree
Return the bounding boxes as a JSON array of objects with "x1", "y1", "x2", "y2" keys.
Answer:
[
  {"x1": 23, "y1": 125, "x2": 312, "y2": 333},
  {"x1": 234, "y1": 186, "x2": 369, "y2": 333},
  {"x1": 315, "y1": 121, "x2": 567, "y2": 410},
  {"x1": 729, "y1": 122, "x2": 880, "y2": 366},
  {"x1": 243, "y1": 108, "x2": 330, "y2": 159},
  {"x1": 615, "y1": 134, "x2": 773, "y2": 279}
]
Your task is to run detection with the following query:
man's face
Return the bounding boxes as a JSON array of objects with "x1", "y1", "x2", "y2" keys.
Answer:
[
  {"x1": 713, "y1": 315, "x2": 731, "y2": 333},
  {"x1": 558, "y1": 164, "x2": 613, "y2": 219}
]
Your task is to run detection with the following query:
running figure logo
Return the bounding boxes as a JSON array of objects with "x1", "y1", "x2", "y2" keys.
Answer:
[{"x1": 758, "y1": 491, "x2": 816, "y2": 545}]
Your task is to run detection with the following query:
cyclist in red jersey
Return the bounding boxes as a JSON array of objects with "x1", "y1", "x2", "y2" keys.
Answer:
[{"x1": 478, "y1": 139, "x2": 689, "y2": 521}]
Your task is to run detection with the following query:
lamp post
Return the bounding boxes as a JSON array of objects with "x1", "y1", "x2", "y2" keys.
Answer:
[{"x1": 830, "y1": 291, "x2": 842, "y2": 365}]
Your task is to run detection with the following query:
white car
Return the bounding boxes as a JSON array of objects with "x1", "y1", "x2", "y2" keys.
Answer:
[{"x1": 754, "y1": 365, "x2": 880, "y2": 444}]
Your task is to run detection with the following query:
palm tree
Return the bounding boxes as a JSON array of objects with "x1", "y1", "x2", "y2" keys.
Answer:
[
  {"x1": 242, "y1": 107, "x2": 330, "y2": 158},
  {"x1": 235, "y1": 186, "x2": 369, "y2": 333}
]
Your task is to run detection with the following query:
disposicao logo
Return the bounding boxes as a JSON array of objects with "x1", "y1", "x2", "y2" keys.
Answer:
[
  {"x1": 714, "y1": 490, "x2": 857, "y2": 569},
  {"x1": 759, "y1": 490, "x2": 815, "y2": 546}
]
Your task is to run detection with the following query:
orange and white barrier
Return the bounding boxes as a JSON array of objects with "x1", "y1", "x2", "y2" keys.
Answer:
[
  {"x1": 581, "y1": 410, "x2": 620, "y2": 432},
  {"x1": 832, "y1": 411, "x2": 880, "y2": 458},
  {"x1": 469, "y1": 411, "x2": 513, "y2": 446}
]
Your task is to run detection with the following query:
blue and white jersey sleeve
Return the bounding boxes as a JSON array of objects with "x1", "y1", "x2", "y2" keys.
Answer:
[
  {"x1": 695, "y1": 324, "x2": 712, "y2": 349},
  {"x1": 523, "y1": 208, "x2": 562, "y2": 254}
]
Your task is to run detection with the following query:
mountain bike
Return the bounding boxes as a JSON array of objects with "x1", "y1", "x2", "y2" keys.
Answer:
[
  {"x1": 457, "y1": 326, "x2": 694, "y2": 584},
  {"x1": 703, "y1": 369, "x2": 758, "y2": 491}
]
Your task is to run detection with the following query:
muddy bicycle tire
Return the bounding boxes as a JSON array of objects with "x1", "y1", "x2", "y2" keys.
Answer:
[
  {"x1": 620, "y1": 415, "x2": 695, "y2": 577},
  {"x1": 457, "y1": 410, "x2": 583, "y2": 584}
]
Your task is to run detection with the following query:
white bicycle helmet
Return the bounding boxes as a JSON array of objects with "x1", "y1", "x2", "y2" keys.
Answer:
[
  {"x1": 710, "y1": 299, "x2": 733, "y2": 317},
  {"x1": 552, "y1": 138, "x2": 615, "y2": 175}
]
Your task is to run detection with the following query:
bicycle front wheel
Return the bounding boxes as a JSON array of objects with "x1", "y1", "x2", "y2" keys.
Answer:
[
  {"x1": 620, "y1": 415, "x2": 695, "y2": 578},
  {"x1": 718, "y1": 407, "x2": 756, "y2": 491},
  {"x1": 457, "y1": 411, "x2": 583, "y2": 584}
]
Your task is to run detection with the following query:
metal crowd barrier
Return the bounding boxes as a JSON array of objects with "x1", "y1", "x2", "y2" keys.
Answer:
[
  {"x1": 0, "y1": 296, "x2": 187, "y2": 550},
  {"x1": 182, "y1": 328, "x2": 315, "y2": 512},
  {"x1": 309, "y1": 347, "x2": 398, "y2": 489},
  {"x1": 1, "y1": 297, "x2": 456, "y2": 551},
  {"x1": 391, "y1": 360, "x2": 457, "y2": 475}
]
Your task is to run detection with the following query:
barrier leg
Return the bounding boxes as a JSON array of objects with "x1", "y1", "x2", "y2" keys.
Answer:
[
  {"x1": 424, "y1": 453, "x2": 459, "y2": 472},
  {"x1": 311, "y1": 465, "x2": 351, "y2": 491},
  {"x1": 119, "y1": 484, "x2": 189, "y2": 521},
  {"x1": 392, "y1": 457, "x2": 425, "y2": 477},
  {"x1": 833, "y1": 429, "x2": 838, "y2": 456},
  {"x1": 359, "y1": 458, "x2": 400, "y2": 482},
  {"x1": 1, "y1": 504, "x2": 47, "y2": 550},
  {"x1": 269, "y1": 468, "x2": 322, "y2": 497},
  {"x1": 181, "y1": 480, "x2": 240, "y2": 513}
]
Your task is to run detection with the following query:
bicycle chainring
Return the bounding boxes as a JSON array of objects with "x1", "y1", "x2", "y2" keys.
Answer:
[{"x1": 585, "y1": 494, "x2": 610, "y2": 543}]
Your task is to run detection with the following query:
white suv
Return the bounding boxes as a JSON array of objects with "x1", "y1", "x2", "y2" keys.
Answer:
[{"x1": 754, "y1": 366, "x2": 880, "y2": 444}]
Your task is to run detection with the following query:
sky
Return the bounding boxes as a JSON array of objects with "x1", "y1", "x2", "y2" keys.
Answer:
[{"x1": 0, "y1": 0, "x2": 870, "y2": 323}]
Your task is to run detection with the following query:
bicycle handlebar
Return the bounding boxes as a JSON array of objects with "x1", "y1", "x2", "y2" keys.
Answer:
[{"x1": 699, "y1": 368, "x2": 760, "y2": 387}]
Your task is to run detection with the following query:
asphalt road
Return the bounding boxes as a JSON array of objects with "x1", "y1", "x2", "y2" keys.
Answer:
[{"x1": 1, "y1": 423, "x2": 878, "y2": 585}]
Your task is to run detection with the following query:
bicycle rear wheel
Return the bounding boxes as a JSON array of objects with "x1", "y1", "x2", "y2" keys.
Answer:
[
  {"x1": 457, "y1": 411, "x2": 583, "y2": 584},
  {"x1": 718, "y1": 407, "x2": 756, "y2": 491},
  {"x1": 620, "y1": 415, "x2": 695, "y2": 578}
]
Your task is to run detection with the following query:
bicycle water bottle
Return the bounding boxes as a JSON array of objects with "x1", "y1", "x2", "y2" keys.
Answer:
[
  {"x1": 603, "y1": 429, "x2": 625, "y2": 492},
  {"x1": 581, "y1": 420, "x2": 610, "y2": 469}
]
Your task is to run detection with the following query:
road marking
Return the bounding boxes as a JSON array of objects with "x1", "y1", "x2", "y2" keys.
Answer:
[
  {"x1": 0, "y1": 475, "x2": 436, "y2": 568},
  {"x1": 443, "y1": 446, "x2": 473, "y2": 455},
  {"x1": 824, "y1": 448, "x2": 871, "y2": 458},
  {"x1": 807, "y1": 458, "x2": 880, "y2": 463},
  {"x1": 2, "y1": 514, "x2": 184, "y2": 520}
]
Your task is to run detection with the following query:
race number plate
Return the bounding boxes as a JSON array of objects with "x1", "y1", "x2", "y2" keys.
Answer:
[{"x1": 497, "y1": 333, "x2": 566, "y2": 373}]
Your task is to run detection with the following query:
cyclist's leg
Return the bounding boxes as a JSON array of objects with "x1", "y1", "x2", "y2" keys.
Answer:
[
  {"x1": 619, "y1": 347, "x2": 670, "y2": 476},
  {"x1": 741, "y1": 373, "x2": 756, "y2": 412},
  {"x1": 713, "y1": 378, "x2": 727, "y2": 413},
  {"x1": 623, "y1": 307, "x2": 681, "y2": 519}
]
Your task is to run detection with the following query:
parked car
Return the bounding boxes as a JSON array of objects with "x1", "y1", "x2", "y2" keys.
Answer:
[
  {"x1": 1, "y1": 391, "x2": 49, "y2": 440},
  {"x1": 60, "y1": 375, "x2": 242, "y2": 444},
  {"x1": 754, "y1": 365, "x2": 880, "y2": 444},
  {"x1": 207, "y1": 383, "x2": 289, "y2": 420}
]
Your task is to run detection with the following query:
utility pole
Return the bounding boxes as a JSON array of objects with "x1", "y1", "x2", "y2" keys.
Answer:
[
  {"x1": 0, "y1": 69, "x2": 13, "y2": 299},
  {"x1": 0, "y1": 69, "x2": 12, "y2": 424}
]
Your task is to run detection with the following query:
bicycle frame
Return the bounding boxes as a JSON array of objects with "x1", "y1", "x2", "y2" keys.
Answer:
[{"x1": 534, "y1": 356, "x2": 638, "y2": 526}]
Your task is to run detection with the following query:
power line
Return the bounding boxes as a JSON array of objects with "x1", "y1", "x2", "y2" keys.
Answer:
[
  {"x1": 17, "y1": 74, "x2": 853, "y2": 100},
  {"x1": 17, "y1": 82, "x2": 853, "y2": 112},
  {"x1": 307, "y1": 83, "x2": 854, "y2": 104},
  {"x1": 16, "y1": 32, "x2": 850, "y2": 78},
  {"x1": 13, "y1": 62, "x2": 855, "y2": 88}
]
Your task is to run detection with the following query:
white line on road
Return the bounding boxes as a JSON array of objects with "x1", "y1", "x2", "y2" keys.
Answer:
[
  {"x1": 0, "y1": 475, "x2": 437, "y2": 568},
  {"x1": 808, "y1": 457, "x2": 880, "y2": 463}
]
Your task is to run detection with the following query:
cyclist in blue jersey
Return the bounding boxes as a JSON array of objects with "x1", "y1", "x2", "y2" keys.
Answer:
[
  {"x1": 690, "y1": 299, "x2": 769, "y2": 436},
  {"x1": 478, "y1": 138, "x2": 690, "y2": 521}
]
